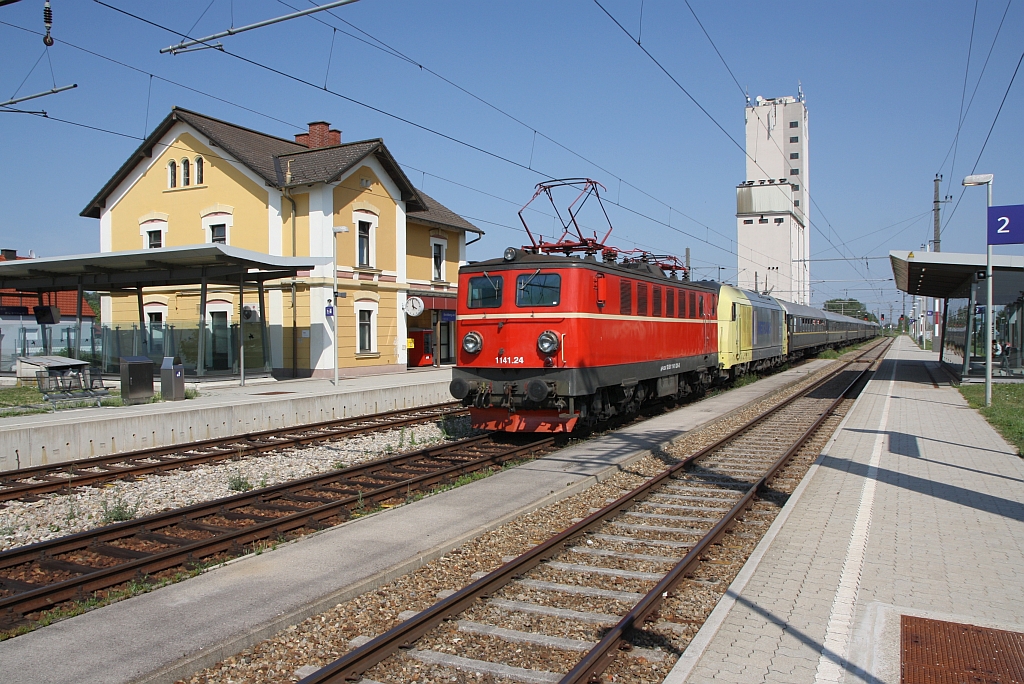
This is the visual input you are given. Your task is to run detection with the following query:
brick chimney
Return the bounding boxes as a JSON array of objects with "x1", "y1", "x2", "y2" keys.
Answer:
[{"x1": 294, "y1": 122, "x2": 341, "y2": 148}]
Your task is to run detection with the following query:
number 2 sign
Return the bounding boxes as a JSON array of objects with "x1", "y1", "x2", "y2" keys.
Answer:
[{"x1": 988, "y1": 205, "x2": 1024, "y2": 245}]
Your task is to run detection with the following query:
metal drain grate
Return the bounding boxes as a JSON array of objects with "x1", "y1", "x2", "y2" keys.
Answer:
[{"x1": 902, "y1": 614, "x2": 1024, "y2": 683}]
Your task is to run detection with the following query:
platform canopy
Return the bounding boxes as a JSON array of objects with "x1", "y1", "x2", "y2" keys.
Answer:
[
  {"x1": 0, "y1": 244, "x2": 327, "y2": 292},
  {"x1": 890, "y1": 250, "x2": 1024, "y2": 305}
]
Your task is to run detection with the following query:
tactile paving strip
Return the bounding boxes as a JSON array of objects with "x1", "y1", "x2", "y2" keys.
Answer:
[{"x1": 901, "y1": 614, "x2": 1024, "y2": 683}]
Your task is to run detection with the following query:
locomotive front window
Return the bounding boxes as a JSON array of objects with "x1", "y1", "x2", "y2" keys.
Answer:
[
  {"x1": 467, "y1": 275, "x2": 502, "y2": 308},
  {"x1": 516, "y1": 272, "x2": 560, "y2": 307}
]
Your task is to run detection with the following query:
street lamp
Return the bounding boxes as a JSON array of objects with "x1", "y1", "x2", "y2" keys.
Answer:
[
  {"x1": 332, "y1": 226, "x2": 347, "y2": 386},
  {"x1": 963, "y1": 173, "x2": 994, "y2": 406}
]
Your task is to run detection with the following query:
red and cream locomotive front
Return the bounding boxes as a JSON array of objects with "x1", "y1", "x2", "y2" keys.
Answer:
[{"x1": 449, "y1": 251, "x2": 591, "y2": 432}]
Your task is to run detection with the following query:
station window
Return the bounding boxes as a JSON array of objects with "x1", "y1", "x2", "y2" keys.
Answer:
[
  {"x1": 516, "y1": 272, "x2": 560, "y2": 307},
  {"x1": 167, "y1": 160, "x2": 177, "y2": 188},
  {"x1": 210, "y1": 224, "x2": 226, "y2": 244},
  {"x1": 743, "y1": 219, "x2": 754, "y2": 225},
  {"x1": 357, "y1": 221, "x2": 372, "y2": 267},
  {"x1": 774, "y1": 218, "x2": 784, "y2": 224},
  {"x1": 666, "y1": 288, "x2": 675, "y2": 317},
  {"x1": 789, "y1": 121, "x2": 799, "y2": 128},
  {"x1": 790, "y1": 152, "x2": 799, "y2": 159},
  {"x1": 181, "y1": 158, "x2": 191, "y2": 186},
  {"x1": 467, "y1": 275, "x2": 502, "y2": 308},
  {"x1": 759, "y1": 218, "x2": 769, "y2": 224},
  {"x1": 790, "y1": 168, "x2": 800, "y2": 175},
  {"x1": 790, "y1": 136, "x2": 799, "y2": 143},
  {"x1": 652, "y1": 286, "x2": 662, "y2": 317},
  {"x1": 194, "y1": 156, "x2": 204, "y2": 184},
  {"x1": 355, "y1": 304, "x2": 377, "y2": 354},
  {"x1": 794, "y1": 200, "x2": 800, "y2": 207},
  {"x1": 147, "y1": 229, "x2": 162, "y2": 249},
  {"x1": 792, "y1": 184, "x2": 799, "y2": 191},
  {"x1": 620, "y1": 280, "x2": 632, "y2": 315},
  {"x1": 431, "y1": 241, "x2": 445, "y2": 281},
  {"x1": 636, "y1": 283, "x2": 648, "y2": 316}
]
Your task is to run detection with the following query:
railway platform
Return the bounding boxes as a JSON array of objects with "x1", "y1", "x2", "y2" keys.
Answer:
[
  {"x1": 0, "y1": 366, "x2": 453, "y2": 471},
  {"x1": 0, "y1": 359, "x2": 836, "y2": 684},
  {"x1": 668, "y1": 335, "x2": 1024, "y2": 683}
]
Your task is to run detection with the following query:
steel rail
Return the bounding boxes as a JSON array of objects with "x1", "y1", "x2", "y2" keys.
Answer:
[
  {"x1": 0, "y1": 434, "x2": 554, "y2": 626},
  {"x1": 0, "y1": 402, "x2": 466, "y2": 502},
  {"x1": 559, "y1": 337, "x2": 892, "y2": 683},
  {"x1": 298, "y1": 337, "x2": 891, "y2": 683}
]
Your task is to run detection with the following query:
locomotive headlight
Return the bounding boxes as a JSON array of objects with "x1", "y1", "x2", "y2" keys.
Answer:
[
  {"x1": 462, "y1": 331, "x2": 483, "y2": 354},
  {"x1": 537, "y1": 330, "x2": 559, "y2": 354}
]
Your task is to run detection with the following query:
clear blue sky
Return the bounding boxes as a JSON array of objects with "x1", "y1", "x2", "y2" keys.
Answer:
[{"x1": 2, "y1": 0, "x2": 1022, "y2": 315}]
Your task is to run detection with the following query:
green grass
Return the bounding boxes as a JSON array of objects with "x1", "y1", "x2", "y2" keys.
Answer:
[
  {"x1": 959, "y1": 384, "x2": 1024, "y2": 455},
  {"x1": 0, "y1": 385, "x2": 44, "y2": 407}
]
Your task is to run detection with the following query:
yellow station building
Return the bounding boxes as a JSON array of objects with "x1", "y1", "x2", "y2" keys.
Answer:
[{"x1": 81, "y1": 108, "x2": 482, "y2": 377}]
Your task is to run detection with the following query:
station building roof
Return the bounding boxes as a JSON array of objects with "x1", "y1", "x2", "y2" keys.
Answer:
[
  {"x1": 890, "y1": 250, "x2": 1024, "y2": 305},
  {"x1": 0, "y1": 244, "x2": 327, "y2": 293}
]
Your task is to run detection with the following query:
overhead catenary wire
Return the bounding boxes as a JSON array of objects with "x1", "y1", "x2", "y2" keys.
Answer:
[
  {"x1": 934, "y1": 0, "x2": 1012, "y2": 177},
  {"x1": 89, "y1": 1, "x2": 806, "y2": 283},
  {"x1": 941, "y1": 40, "x2": 1024, "y2": 234},
  {"x1": 944, "y1": 0, "x2": 979, "y2": 200},
  {"x1": 597, "y1": 0, "x2": 883, "y2": 299}
]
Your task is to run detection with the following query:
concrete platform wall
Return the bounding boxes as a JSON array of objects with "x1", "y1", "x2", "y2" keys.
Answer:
[{"x1": 0, "y1": 381, "x2": 453, "y2": 471}]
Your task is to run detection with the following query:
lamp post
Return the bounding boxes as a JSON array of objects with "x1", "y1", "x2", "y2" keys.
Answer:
[
  {"x1": 332, "y1": 226, "x2": 347, "y2": 386},
  {"x1": 963, "y1": 174, "x2": 994, "y2": 406}
]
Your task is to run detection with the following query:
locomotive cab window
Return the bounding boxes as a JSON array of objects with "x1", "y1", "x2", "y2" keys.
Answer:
[
  {"x1": 516, "y1": 272, "x2": 560, "y2": 307},
  {"x1": 467, "y1": 275, "x2": 502, "y2": 308}
]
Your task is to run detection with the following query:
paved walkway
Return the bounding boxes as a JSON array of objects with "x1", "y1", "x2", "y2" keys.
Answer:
[
  {"x1": 668, "y1": 336, "x2": 1024, "y2": 684},
  {"x1": 0, "y1": 360, "x2": 835, "y2": 684}
]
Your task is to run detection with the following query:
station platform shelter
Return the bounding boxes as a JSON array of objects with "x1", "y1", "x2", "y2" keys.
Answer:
[{"x1": 890, "y1": 249, "x2": 1024, "y2": 380}]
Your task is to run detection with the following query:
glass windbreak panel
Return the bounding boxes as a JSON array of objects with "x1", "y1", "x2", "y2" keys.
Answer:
[
  {"x1": 516, "y1": 272, "x2": 560, "y2": 307},
  {"x1": 467, "y1": 275, "x2": 502, "y2": 308}
]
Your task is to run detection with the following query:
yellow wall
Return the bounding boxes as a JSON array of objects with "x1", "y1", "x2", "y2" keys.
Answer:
[
  {"x1": 109, "y1": 132, "x2": 269, "y2": 253},
  {"x1": 407, "y1": 222, "x2": 458, "y2": 283},
  {"x1": 282, "y1": 192, "x2": 309, "y2": 258},
  {"x1": 333, "y1": 166, "x2": 397, "y2": 271}
]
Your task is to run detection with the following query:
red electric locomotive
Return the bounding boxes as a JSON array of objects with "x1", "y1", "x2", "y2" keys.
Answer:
[{"x1": 449, "y1": 179, "x2": 719, "y2": 432}]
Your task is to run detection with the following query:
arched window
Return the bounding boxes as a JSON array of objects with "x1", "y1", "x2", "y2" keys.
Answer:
[
  {"x1": 167, "y1": 160, "x2": 177, "y2": 188},
  {"x1": 194, "y1": 156, "x2": 204, "y2": 185},
  {"x1": 181, "y1": 158, "x2": 190, "y2": 186}
]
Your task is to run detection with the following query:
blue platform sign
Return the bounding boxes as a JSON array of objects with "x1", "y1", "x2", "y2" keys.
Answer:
[{"x1": 988, "y1": 204, "x2": 1024, "y2": 245}]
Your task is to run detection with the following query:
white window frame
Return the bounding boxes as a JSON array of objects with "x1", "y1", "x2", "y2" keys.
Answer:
[
  {"x1": 140, "y1": 219, "x2": 168, "y2": 250},
  {"x1": 181, "y1": 158, "x2": 191, "y2": 186},
  {"x1": 201, "y1": 211, "x2": 233, "y2": 245},
  {"x1": 167, "y1": 160, "x2": 177, "y2": 188},
  {"x1": 430, "y1": 237, "x2": 447, "y2": 282},
  {"x1": 194, "y1": 156, "x2": 204, "y2": 185},
  {"x1": 353, "y1": 210, "x2": 377, "y2": 269},
  {"x1": 354, "y1": 300, "x2": 378, "y2": 354}
]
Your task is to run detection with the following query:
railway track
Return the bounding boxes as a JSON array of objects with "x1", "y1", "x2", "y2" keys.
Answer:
[
  {"x1": 0, "y1": 402, "x2": 467, "y2": 503},
  {"x1": 299, "y1": 337, "x2": 892, "y2": 684},
  {"x1": 0, "y1": 432, "x2": 556, "y2": 631}
]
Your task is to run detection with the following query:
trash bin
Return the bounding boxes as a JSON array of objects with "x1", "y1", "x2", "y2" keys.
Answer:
[
  {"x1": 119, "y1": 356, "x2": 154, "y2": 404},
  {"x1": 160, "y1": 356, "x2": 186, "y2": 401}
]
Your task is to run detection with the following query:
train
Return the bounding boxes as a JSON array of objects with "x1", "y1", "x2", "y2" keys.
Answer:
[{"x1": 447, "y1": 179, "x2": 878, "y2": 433}]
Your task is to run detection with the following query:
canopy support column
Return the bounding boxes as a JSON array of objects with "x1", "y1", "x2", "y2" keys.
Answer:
[
  {"x1": 239, "y1": 273, "x2": 245, "y2": 387},
  {"x1": 75, "y1": 279, "x2": 83, "y2": 360},
  {"x1": 197, "y1": 270, "x2": 207, "y2": 377},
  {"x1": 257, "y1": 280, "x2": 270, "y2": 372}
]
